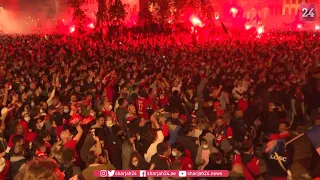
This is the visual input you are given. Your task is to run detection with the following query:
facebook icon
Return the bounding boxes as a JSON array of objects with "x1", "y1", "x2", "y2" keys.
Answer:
[{"x1": 140, "y1": 170, "x2": 147, "y2": 177}]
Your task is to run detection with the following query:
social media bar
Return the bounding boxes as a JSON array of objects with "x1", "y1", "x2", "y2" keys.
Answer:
[{"x1": 93, "y1": 170, "x2": 229, "y2": 178}]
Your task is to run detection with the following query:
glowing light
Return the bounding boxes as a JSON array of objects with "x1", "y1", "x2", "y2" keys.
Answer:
[
  {"x1": 215, "y1": 15, "x2": 219, "y2": 20},
  {"x1": 69, "y1": 25, "x2": 76, "y2": 33},
  {"x1": 245, "y1": 25, "x2": 251, "y2": 30},
  {"x1": 88, "y1": 23, "x2": 94, "y2": 29},
  {"x1": 62, "y1": 19, "x2": 65, "y2": 22},
  {"x1": 230, "y1": 7, "x2": 238, "y2": 14},
  {"x1": 297, "y1": 24, "x2": 302, "y2": 29},
  {"x1": 190, "y1": 15, "x2": 203, "y2": 27},
  {"x1": 315, "y1": 25, "x2": 320, "y2": 30},
  {"x1": 28, "y1": 17, "x2": 31, "y2": 19},
  {"x1": 168, "y1": 20, "x2": 171, "y2": 24},
  {"x1": 230, "y1": 7, "x2": 238, "y2": 17},
  {"x1": 257, "y1": 27, "x2": 264, "y2": 34},
  {"x1": 0, "y1": 7, "x2": 2, "y2": 9}
]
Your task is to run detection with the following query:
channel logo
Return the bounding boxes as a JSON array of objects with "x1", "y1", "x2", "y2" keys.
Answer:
[
  {"x1": 179, "y1": 171, "x2": 187, "y2": 177},
  {"x1": 140, "y1": 170, "x2": 147, "y2": 177},
  {"x1": 99, "y1": 170, "x2": 115, "y2": 177}
]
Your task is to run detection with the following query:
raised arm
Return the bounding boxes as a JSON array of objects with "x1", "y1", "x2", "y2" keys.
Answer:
[
  {"x1": 73, "y1": 123, "x2": 83, "y2": 142},
  {"x1": 1, "y1": 85, "x2": 9, "y2": 107}
]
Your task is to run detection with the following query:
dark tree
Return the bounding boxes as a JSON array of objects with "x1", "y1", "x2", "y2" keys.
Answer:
[
  {"x1": 69, "y1": 0, "x2": 87, "y2": 31},
  {"x1": 149, "y1": 0, "x2": 170, "y2": 23},
  {"x1": 108, "y1": 0, "x2": 127, "y2": 25},
  {"x1": 96, "y1": 0, "x2": 108, "y2": 27}
]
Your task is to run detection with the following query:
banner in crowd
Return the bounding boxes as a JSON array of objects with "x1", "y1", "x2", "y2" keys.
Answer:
[{"x1": 306, "y1": 124, "x2": 320, "y2": 155}]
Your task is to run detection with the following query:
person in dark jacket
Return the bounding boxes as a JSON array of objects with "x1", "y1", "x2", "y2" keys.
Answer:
[
  {"x1": 116, "y1": 98, "x2": 129, "y2": 133},
  {"x1": 266, "y1": 138, "x2": 294, "y2": 179},
  {"x1": 177, "y1": 124, "x2": 199, "y2": 162},
  {"x1": 9, "y1": 145, "x2": 27, "y2": 180},
  {"x1": 229, "y1": 110, "x2": 245, "y2": 143},
  {"x1": 58, "y1": 148, "x2": 81, "y2": 180},
  {"x1": 204, "y1": 152, "x2": 225, "y2": 180},
  {"x1": 263, "y1": 102, "x2": 285, "y2": 139},
  {"x1": 103, "y1": 118, "x2": 123, "y2": 170},
  {"x1": 150, "y1": 142, "x2": 171, "y2": 170}
]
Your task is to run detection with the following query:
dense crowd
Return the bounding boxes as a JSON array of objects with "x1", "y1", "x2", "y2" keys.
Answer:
[{"x1": 0, "y1": 31, "x2": 319, "y2": 180}]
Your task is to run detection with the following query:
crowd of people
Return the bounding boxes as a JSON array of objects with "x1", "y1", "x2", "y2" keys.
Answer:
[{"x1": 0, "y1": 30, "x2": 319, "y2": 180}]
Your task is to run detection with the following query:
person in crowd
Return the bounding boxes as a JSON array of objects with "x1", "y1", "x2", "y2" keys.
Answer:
[
  {"x1": 263, "y1": 102, "x2": 284, "y2": 139},
  {"x1": 167, "y1": 109, "x2": 182, "y2": 146},
  {"x1": 229, "y1": 110, "x2": 246, "y2": 145},
  {"x1": 59, "y1": 123, "x2": 83, "y2": 166},
  {"x1": 195, "y1": 137, "x2": 219, "y2": 170},
  {"x1": 150, "y1": 142, "x2": 171, "y2": 170},
  {"x1": 204, "y1": 152, "x2": 223, "y2": 171},
  {"x1": 15, "y1": 158, "x2": 64, "y2": 180},
  {"x1": 103, "y1": 116, "x2": 123, "y2": 170},
  {"x1": 214, "y1": 118, "x2": 233, "y2": 152},
  {"x1": 265, "y1": 133, "x2": 294, "y2": 180},
  {"x1": 0, "y1": 146, "x2": 9, "y2": 180},
  {"x1": 171, "y1": 142, "x2": 193, "y2": 170},
  {"x1": 128, "y1": 152, "x2": 148, "y2": 180},
  {"x1": 31, "y1": 138, "x2": 47, "y2": 158},
  {"x1": 9, "y1": 145, "x2": 26, "y2": 180},
  {"x1": 116, "y1": 98, "x2": 129, "y2": 133},
  {"x1": 162, "y1": 160, "x2": 188, "y2": 180},
  {"x1": 122, "y1": 132, "x2": 137, "y2": 170},
  {"x1": 232, "y1": 141, "x2": 260, "y2": 180},
  {"x1": 91, "y1": 116, "x2": 105, "y2": 129},
  {"x1": 177, "y1": 124, "x2": 199, "y2": 162},
  {"x1": 144, "y1": 115, "x2": 164, "y2": 163},
  {"x1": 82, "y1": 151, "x2": 115, "y2": 180}
]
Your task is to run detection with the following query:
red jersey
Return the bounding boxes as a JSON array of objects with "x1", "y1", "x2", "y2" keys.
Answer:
[
  {"x1": 158, "y1": 90, "x2": 169, "y2": 108},
  {"x1": 238, "y1": 99, "x2": 249, "y2": 113},
  {"x1": 136, "y1": 96, "x2": 151, "y2": 119},
  {"x1": 178, "y1": 153, "x2": 193, "y2": 170},
  {"x1": 215, "y1": 124, "x2": 233, "y2": 146},
  {"x1": 233, "y1": 154, "x2": 260, "y2": 180}
]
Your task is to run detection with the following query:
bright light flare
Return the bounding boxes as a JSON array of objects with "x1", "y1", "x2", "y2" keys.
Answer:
[
  {"x1": 297, "y1": 24, "x2": 302, "y2": 29},
  {"x1": 230, "y1": 7, "x2": 238, "y2": 17},
  {"x1": 257, "y1": 27, "x2": 264, "y2": 34},
  {"x1": 88, "y1": 23, "x2": 94, "y2": 29},
  {"x1": 245, "y1": 25, "x2": 251, "y2": 30},
  {"x1": 190, "y1": 15, "x2": 203, "y2": 27},
  {"x1": 69, "y1": 25, "x2": 76, "y2": 33},
  {"x1": 230, "y1": 7, "x2": 238, "y2": 14},
  {"x1": 315, "y1": 25, "x2": 320, "y2": 30}
]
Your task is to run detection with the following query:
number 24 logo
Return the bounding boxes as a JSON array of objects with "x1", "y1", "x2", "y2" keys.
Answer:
[{"x1": 302, "y1": 8, "x2": 315, "y2": 18}]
